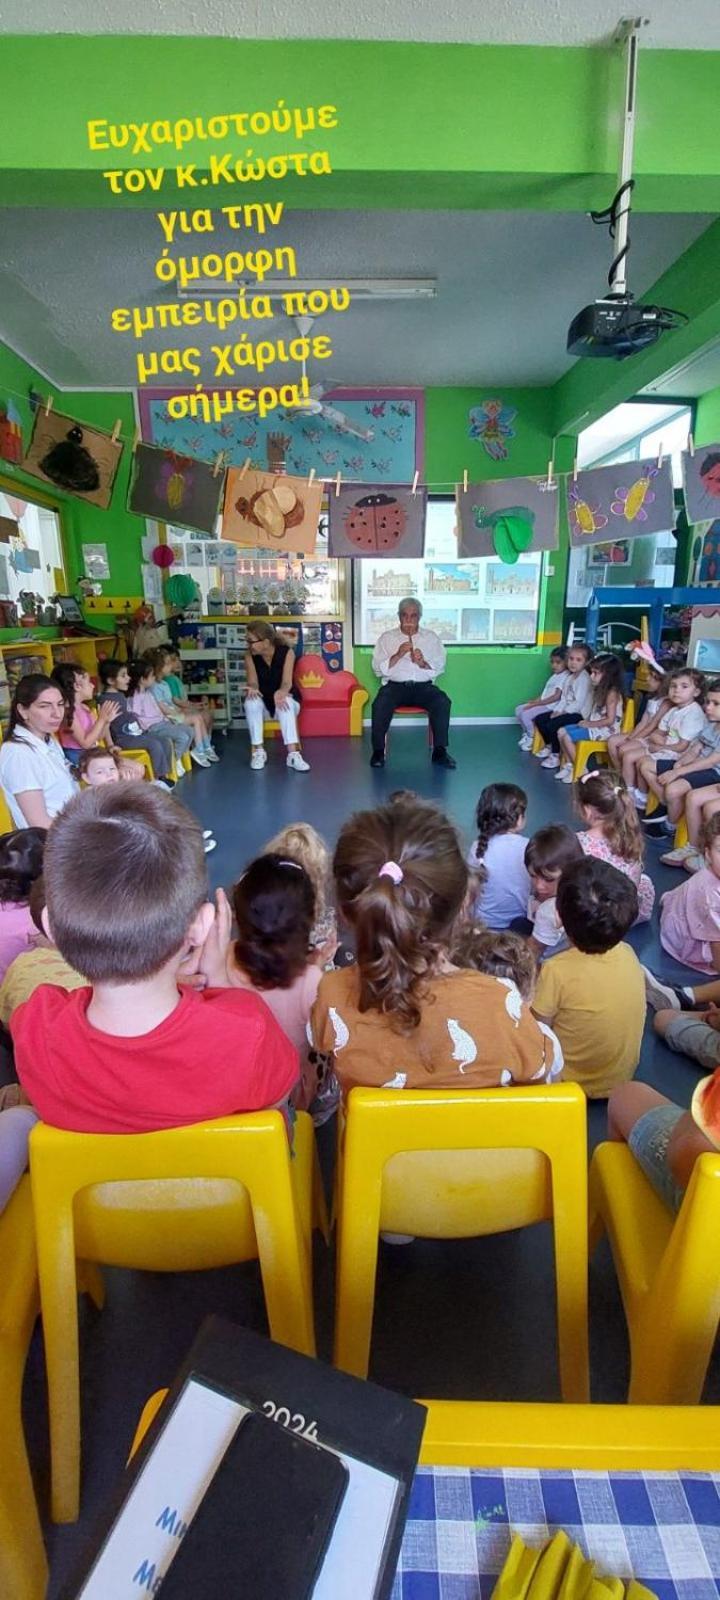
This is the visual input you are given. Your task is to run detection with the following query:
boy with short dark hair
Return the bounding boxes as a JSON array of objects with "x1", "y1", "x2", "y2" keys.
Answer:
[
  {"x1": 96, "y1": 658, "x2": 175, "y2": 784},
  {"x1": 532, "y1": 855, "x2": 644, "y2": 1098},
  {"x1": 524, "y1": 824, "x2": 583, "y2": 956},
  {"x1": 11, "y1": 785, "x2": 298, "y2": 1133}
]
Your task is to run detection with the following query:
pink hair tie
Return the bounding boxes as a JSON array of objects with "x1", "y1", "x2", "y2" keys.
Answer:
[{"x1": 379, "y1": 860, "x2": 404, "y2": 884}]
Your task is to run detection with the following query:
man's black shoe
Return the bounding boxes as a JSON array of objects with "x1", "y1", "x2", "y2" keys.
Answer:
[
  {"x1": 432, "y1": 747, "x2": 457, "y2": 769},
  {"x1": 370, "y1": 751, "x2": 385, "y2": 768}
]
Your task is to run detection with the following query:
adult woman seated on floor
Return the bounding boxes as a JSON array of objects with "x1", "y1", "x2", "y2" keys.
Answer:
[
  {"x1": 0, "y1": 675, "x2": 75, "y2": 829},
  {"x1": 243, "y1": 622, "x2": 310, "y2": 773}
]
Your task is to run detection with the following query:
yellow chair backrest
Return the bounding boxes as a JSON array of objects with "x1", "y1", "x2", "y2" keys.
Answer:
[
  {"x1": 590, "y1": 1142, "x2": 720, "y2": 1405},
  {"x1": 621, "y1": 697, "x2": 635, "y2": 733},
  {"x1": 30, "y1": 1112, "x2": 317, "y2": 1522},
  {"x1": 334, "y1": 1084, "x2": 589, "y2": 1402},
  {"x1": 0, "y1": 784, "x2": 15, "y2": 833},
  {"x1": 0, "y1": 1176, "x2": 47, "y2": 1600}
]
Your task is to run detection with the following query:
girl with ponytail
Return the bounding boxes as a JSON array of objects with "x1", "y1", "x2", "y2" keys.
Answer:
[
  {"x1": 309, "y1": 795, "x2": 560, "y2": 1094},
  {"x1": 574, "y1": 770, "x2": 655, "y2": 921},
  {"x1": 467, "y1": 782, "x2": 529, "y2": 929}
]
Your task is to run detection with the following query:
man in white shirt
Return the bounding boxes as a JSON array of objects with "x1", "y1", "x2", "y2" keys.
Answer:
[{"x1": 370, "y1": 598, "x2": 456, "y2": 768}]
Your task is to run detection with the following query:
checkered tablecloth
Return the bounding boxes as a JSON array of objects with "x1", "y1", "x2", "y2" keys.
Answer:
[{"x1": 392, "y1": 1467, "x2": 720, "y2": 1600}]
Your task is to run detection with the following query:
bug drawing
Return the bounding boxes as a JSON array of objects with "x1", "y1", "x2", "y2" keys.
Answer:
[
  {"x1": 568, "y1": 481, "x2": 609, "y2": 538},
  {"x1": 610, "y1": 465, "x2": 659, "y2": 523}
]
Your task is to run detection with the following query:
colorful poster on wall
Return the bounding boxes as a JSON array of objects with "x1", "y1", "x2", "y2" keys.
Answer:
[
  {"x1": 320, "y1": 621, "x2": 344, "y2": 672},
  {"x1": 0, "y1": 400, "x2": 23, "y2": 465},
  {"x1": 682, "y1": 443, "x2": 720, "y2": 525},
  {"x1": 694, "y1": 519, "x2": 720, "y2": 583},
  {"x1": 128, "y1": 443, "x2": 225, "y2": 535},
  {"x1": 456, "y1": 476, "x2": 559, "y2": 560},
  {"x1": 327, "y1": 485, "x2": 427, "y2": 558},
  {"x1": 138, "y1": 389, "x2": 423, "y2": 485},
  {"x1": 82, "y1": 543, "x2": 110, "y2": 580},
  {"x1": 222, "y1": 468, "x2": 322, "y2": 555},
  {"x1": 22, "y1": 410, "x2": 122, "y2": 509},
  {"x1": 467, "y1": 399, "x2": 517, "y2": 462},
  {"x1": 567, "y1": 456, "x2": 675, "y2": 548}
]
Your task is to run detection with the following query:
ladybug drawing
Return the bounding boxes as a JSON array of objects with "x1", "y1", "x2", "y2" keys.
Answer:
[{"x1": 342, "y1": 491, "x2": 407, "y2": 552}]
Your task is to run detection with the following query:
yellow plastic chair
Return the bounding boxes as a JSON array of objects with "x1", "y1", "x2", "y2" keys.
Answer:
[
  {"x1": 589, "y1": 1141, "x2": 720, "y2": 1404},
  {"x1": 674, "y1": 816, "x2": 689, "y2": 848},
  {"x1": 333, "y1": 1084, "x2": 589, "y2": 1402},
  {"x1": 0, "y1": 1176, "x2": 47, "y2": 1600},
  {"x1": 571, "y1": 699, "x2": 635, "y2": 782},
  {"x1": 0, "y1": 784, "x2": 16, "y2": 833},
  {"x1": 30, "y1": 1110, "x2": 319, "y2": 1522},
  {"x1": 532, "y1": 725, "x2": 546, "y2": 755}
]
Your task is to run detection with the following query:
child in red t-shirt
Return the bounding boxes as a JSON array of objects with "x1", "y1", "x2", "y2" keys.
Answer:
[{"x1": 11, "y1": 784, "x2": 298, "y2": 1133}]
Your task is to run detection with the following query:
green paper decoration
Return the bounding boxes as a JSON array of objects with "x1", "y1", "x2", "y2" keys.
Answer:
[
  {"x1": 472, "y1": 504, "x2": 535, "y2": 565},
  {"x1": 164, "y1": 573, "x2": 200, "y2": 607}
]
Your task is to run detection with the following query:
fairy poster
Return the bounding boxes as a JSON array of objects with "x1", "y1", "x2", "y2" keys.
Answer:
[
  {"x1": 22, "y1": 410, "x2": 122, "y2": 510},
  {"x1": 682, "y1": 443, "x2": 720, "y2": 526},
  {"x1": 128, "y1": 443, "x2": 225, "y2": 535},
  {"x1": 222, "y1": 468, "x2": 322, "y2": 555},
  {"x1": 456, "y1": 476, "x2": 559, "y2": 561},
  {"x1": 328, "y1": 485, "x2": 427, "y2": 558},
  {"x1": 467, "y1": 399, "x2": 517, "y2": 462},
  {"x1": 567, "y1": 456, "x2": 675, "y2": 548}
]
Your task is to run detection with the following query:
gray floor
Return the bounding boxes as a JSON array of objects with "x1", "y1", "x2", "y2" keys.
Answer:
[{"x1": 22, "y1": 725, "x2": 719, "y2": 1594}]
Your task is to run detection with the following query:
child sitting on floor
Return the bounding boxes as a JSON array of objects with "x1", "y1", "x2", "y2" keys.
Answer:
[
  {"x1": 574, "y1": 769, "x2": 654, "y2": 921},
  {"x1": 0, "y1": 875, "x2": 83, "y2": 1026},
  {"x1": 129, "y1": 655, "x2": 195, "y2": 771},
  {"x1": 532, "y1": 856, "x2": 644, "y2": 1098},
  {"x1": 524, "y1": 824, "x2": 583, "y2": 957},
  {"x1": 466, "y1": 782, "x2": 530, "y2": 930},
  {"x1": 617, "y1": 668, "x2": 706, "y2": 809},
  {"x1": 227, "y1": 854, "x2": 338, "y2": 1117},
  {"x1": 77, "y1": 747, "x2": 217, "y2": 852},
  {"x1": 515, "y1": 648, "x2": 568, "y2": 751},
  {"x1": 451, "y1": 924, "x2": 537, "y2": 1001},
  {"x1": 151, "y1": 647, "x2": 219, "y2": 768},
  {"x1": 659, "y1": 812, "x2": 720, "y2": 975},
  {"x1": 11, "y1": 785, "x2": 299, "y2": 1132},
  {"x1": 0, "y1": 827, "x2": 46, "y2": 984},
  {"x1": 309, "y1": 796, "x2": 562, "y2": 1095},
  {"x1": 262, "y1": 821, "x2": 337, "y2": 954},
  {"x1": 533, "y1": 644, "x2": 594, "y2": 770},
  {"x1": 554, "y1": 653, "x2": 627, "y2": 784},
  {"x1": 607, "y1": 664, "x2": 669, "y2": 770},
  {"x1": 97, "y1": 659, "x2": 177, "y2": 785},
  {"x1": 608, "y1": 1076, "x2": 719, "y2": 1215}
]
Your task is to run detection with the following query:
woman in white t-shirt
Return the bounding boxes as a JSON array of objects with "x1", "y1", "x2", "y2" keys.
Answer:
[
  {"x1": 617, "y1": 668, "x2": 706, "y2": 809},
  {"x1": 0, "y1": 675, "x2": 76, "y2": 828},
  {"x1": 467, "y1": 782, "x2": 530, "y2": 929}
]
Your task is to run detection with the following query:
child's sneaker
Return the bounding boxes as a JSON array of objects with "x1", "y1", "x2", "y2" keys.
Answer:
[
  {"x1": 287, "y1": 750, "x2": 310, "y2": 772},
  {"x1": 518, "y1": 734, "x2": 533, "y2": 751},
  {"x1": 554, "y1": 763, "x2": 573, "y2": 782},
  {"x1": 684, "y1": 849, "x2": 705, "y2": 874},
  {"x1": 541, "y1": 753, "x2": 560, "y2": 769},
  {"x1": 631, "y1": 787, "x2": 647, "y2": 809},
  {"x1": 204, "y1": 746, "x2": 220, "y2": 762},
  {"x1": 660, "y1": 841, "x2": 697, "y2": 867},
  {"x1": 533, "y1": 745, "x2": 548, "y2": 757},
  {"x1": 203, "y1": 837, "x2": 217, "y2": 854},
  {"x1": 190, "y1": 748, "x2": 210, "y2": 767},
  {"x1": 250, "y1": 748, "x2": 267, "y2": 770},
  {"x1": 641, "y1": 965, "x2": 696, "y2": 1012}
]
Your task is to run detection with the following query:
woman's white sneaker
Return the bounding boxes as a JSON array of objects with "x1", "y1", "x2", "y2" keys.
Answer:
[
  {"x1": 287, "y1": 751, "x2": 310, "y2": 772},
  {"x1": 250, "y1": 748, "x2": 267, "y2": 770}
]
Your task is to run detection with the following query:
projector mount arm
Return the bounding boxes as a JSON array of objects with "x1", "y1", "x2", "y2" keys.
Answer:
[{"x1": 588, "y1": 18, "x2": 643, "y2": 299}]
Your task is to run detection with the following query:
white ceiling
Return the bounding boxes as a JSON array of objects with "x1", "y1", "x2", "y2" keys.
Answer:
[
  {"x1": 0, "y1": 208, "x2": 711, "y2": 392},
  {"x1": 1, "y1": 0, "x2": 719, "y2": 47}
]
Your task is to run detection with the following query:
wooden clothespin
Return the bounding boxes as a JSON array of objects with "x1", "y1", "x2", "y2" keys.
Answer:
[
  {"x1": 212, "y1": 452, "x2": 223, "y2": 478},
  {"x1": 572, "y1": 457, "x2": 578, "y2": 483},
  {"x1": 44, "y1": 395, "x2": 53, "y2": 417},
  {"x1": 688, "y1": 432, "x2": 695, "y2": 457},
  {"x1": 546, "y1": 456, "x2": 555, "y2": 490},
  {"x1": 411, "y1": 470, "x2": 419, "y2": 495},
  {"x1": 657, "y1": 440, "x2": 664, "y2": 468},
  {"x1": 335, "y1": 471, "x2": 342, "y2": 498},
  {"x1": 239, "y1": 457, "x2": 251, "y2": 480},
  {"x1": 462, "y1": 469, "x2": 468, "y2": 494},
  {"x1": 307, "y1": 466, "x2": 316, "y2": 489},
  {"x1": 132, "y1": 426, "x2": 141, "y2": 453}
]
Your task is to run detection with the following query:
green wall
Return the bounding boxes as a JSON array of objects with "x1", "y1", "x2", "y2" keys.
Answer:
[
  {"x1": 354, "y1": 386, "x2": 570, "y2": 718},
  {"x1": 0, "y1": 337, "x2": 143, "y2": 613},
  {"x1": 696, "y1": 383, "x2": 720, "y2": 446}
]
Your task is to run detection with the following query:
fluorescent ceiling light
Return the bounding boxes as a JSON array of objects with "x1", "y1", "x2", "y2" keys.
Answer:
[{"x1": 177, "y1": 277, "x2": 437, "y2": 301}]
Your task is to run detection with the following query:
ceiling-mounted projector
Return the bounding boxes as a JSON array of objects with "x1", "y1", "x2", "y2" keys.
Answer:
[
  {"x1": 566, "y1": 20, "x2": 686, "y2": 362},
  {"x1": 567, "y1": 294, "x2": 687, "y2": 361}
]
